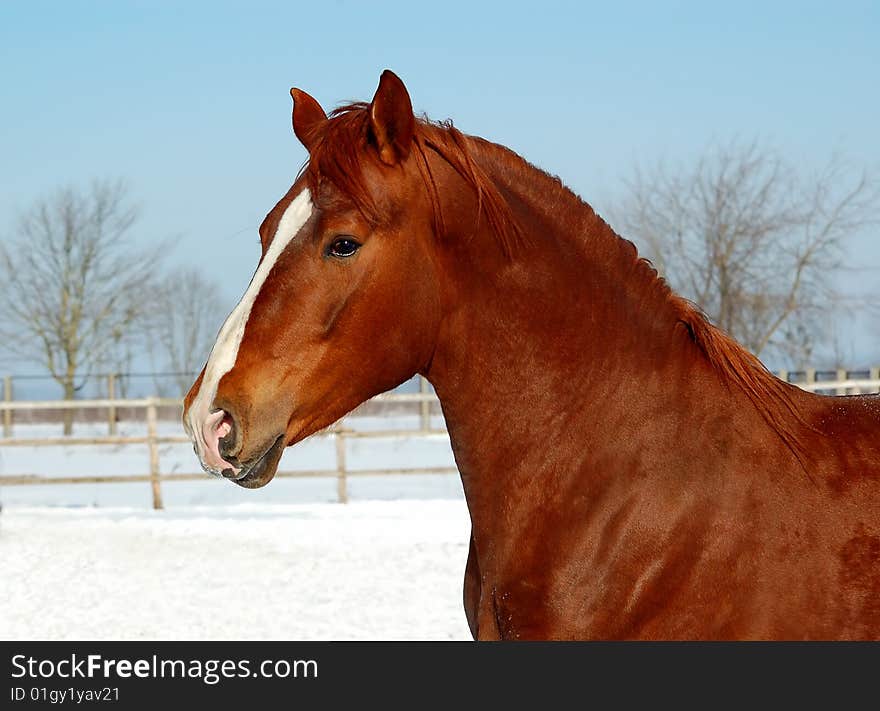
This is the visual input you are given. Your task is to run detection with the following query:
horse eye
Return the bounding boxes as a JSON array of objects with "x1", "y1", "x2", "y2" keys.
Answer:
[{"x1": 327, "y1": 237, "x2": 361, "y2": 258}]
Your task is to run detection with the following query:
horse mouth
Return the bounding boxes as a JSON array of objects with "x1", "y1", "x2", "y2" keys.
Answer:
[{"x1": 222, "y1": 435, "x2": 286, "y2": 489}]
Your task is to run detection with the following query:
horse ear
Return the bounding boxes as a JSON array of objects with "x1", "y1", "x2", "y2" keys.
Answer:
[
  {"x1": 290, "y1": 88, "x2": 327, "y2": 153},
  {"x1": 368, "y1": 70, "x2": 415, "y2": 166}
]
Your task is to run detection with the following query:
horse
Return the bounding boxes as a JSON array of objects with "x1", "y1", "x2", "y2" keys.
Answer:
[{"x1": 183, "y1": 70, "x2": 880, "y2": 640}]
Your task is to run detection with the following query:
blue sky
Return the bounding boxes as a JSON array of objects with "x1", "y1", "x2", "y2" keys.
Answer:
[{"x1": 1, "y1": 0, "x2": 878, "y2": 370}]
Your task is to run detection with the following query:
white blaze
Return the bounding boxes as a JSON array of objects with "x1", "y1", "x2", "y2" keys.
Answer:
[{"x1": 187, "y1": 188, "x2": 313, "y2": 463}]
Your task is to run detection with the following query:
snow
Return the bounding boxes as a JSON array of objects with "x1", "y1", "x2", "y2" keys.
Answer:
[
  {"x1": 0, "y1": 500, "x2": 474, "y2": 640},
  {"x1": 0, "y1": 414, "x2": 474, "y2": 640}
]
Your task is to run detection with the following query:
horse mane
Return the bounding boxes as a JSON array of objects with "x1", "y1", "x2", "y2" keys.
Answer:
[
  {"x1": 669, "y1": 294, "x2": 812, "y2": 465},
  {"x1": 620, "y1": 243, "x2": 812, "y2": 463},
  {"x1": 306, "y1": 103, "x2": 812, "y2": 463},
  {"x1": 304, "y1": 103, "x2": 524, "y2": 256}
]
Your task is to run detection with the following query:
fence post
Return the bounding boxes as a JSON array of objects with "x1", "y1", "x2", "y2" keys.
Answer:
[
  {"x1": 419, "y1": 375, "x2": 431, "y2": 432},
  {"x1": 871, "y1": 367, "x2": 880, "y2": 393},
  {"x1": 335, "y1": 428, "x2": 348, "y2": 504},
  {"x1": 776, "y1": 369, "x2": 788, "y2": 385},
  {"x1": 3, "y1": 375, "x2": 11, "y2": 438},
  {"x1": 107, "y1": 373, "x2": 117, "y2": 436},
  {"x1": 836, "y1": 368, "x2": 847, "y2": 396},
  {"x1": 805, "y1": 367, "x2": 816, "y2": 394},
  {"x1": 146, "y1": 398, "x2": 164, "y2": 510}
]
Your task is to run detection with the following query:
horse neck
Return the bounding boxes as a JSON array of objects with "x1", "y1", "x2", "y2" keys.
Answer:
[{"x1": 424, "y1": 145, "x2": 730, "y2": 508}]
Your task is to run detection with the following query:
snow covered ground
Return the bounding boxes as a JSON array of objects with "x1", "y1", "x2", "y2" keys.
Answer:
[
  {"x1": 0, "y1": 415, "x2": 474, "y2": 640},
  {"x1": 0, "y1": 500, "x2": 474, "y2": 640}
]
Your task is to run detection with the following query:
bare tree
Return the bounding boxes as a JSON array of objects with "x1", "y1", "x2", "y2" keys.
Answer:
[
  {"x1": 0, "y1": 179, "x2": 162, "y2": 433},
  {"x1": 146, "y1": 268, "x2": 226, "y2": 396},
  {"x1": 614, "y1": 142, "x2": 880, "y2": 365}
]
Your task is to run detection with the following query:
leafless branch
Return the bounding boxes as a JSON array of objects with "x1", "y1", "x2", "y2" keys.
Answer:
[{"x1": 613, "y1": 141, "x2": 880, "y2": 365}]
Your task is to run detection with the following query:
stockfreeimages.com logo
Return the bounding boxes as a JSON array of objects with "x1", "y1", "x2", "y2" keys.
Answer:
[{"x1": 11, "y1": 654, "x2": 318, "y2": 685}]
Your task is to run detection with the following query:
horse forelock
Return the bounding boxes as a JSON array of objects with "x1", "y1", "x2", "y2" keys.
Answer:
[{"x1": 303, "y1": 103, "x2": 523, "y2": 257}]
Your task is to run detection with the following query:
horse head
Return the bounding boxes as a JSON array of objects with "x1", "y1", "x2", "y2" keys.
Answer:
[{"x1": 183, "y1": 71, "x2": 446, "y2": 487}]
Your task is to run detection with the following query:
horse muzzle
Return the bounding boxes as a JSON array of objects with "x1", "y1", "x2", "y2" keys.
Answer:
[
  {"x1": 223, "y1": 434, "x2": 286, "y2": 489},
  {"x1": 186, "y1": 404, "x2": 285, "y2": 488}
]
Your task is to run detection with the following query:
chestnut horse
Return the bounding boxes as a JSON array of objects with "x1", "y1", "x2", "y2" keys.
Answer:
[{"x1": 184, "y1": 70, "x2": 880, "y2": 640}]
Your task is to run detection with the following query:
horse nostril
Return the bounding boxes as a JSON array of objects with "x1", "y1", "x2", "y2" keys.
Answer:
[{"x1": 216, "y1": 411, "x2": 240, "y2": 460}]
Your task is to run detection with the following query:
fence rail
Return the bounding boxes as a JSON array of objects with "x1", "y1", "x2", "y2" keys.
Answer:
[
  {"x1": 0, "y1": 385, "x2": 449, "y2": 508},
  {"x1": 2, "y1": 371, "x2": 879, "y2": 509}
]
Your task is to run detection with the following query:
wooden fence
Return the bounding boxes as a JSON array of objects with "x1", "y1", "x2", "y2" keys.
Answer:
[
  {"x1": 775, "y1": 367, "x2": 880, "y2": 396},
  {"x1": 1, "y1": 370, "x2": 879, "y2": 509},
  {"x1": 0, "y1": 378, "x2": 452, "y2": 508}
]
